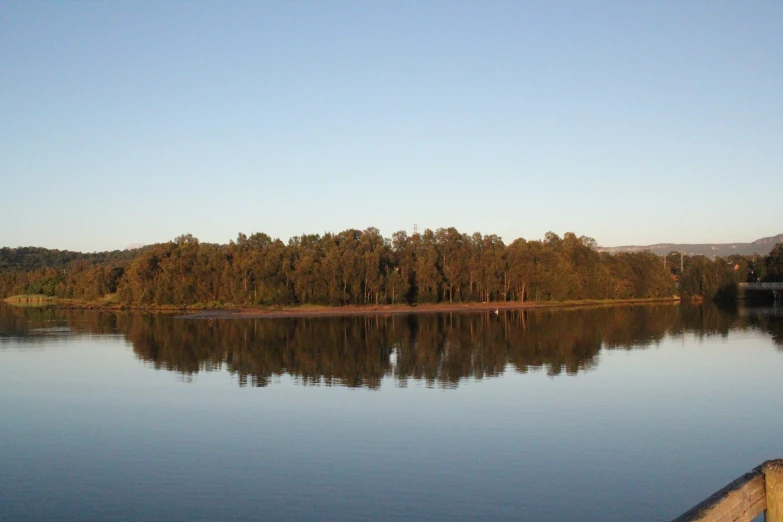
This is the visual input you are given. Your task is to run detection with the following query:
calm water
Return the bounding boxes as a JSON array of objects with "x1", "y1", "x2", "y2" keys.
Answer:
[{"x1": 1, "y1": 303, "x2": 781, "y2": 521}]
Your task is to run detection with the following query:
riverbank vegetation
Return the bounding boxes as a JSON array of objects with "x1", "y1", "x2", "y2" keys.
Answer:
[
  {"x1": 3, "y1": 294, "x2": 59, "y2": 306},
  {"x1": 1, "y1": 229, "x2": 781, "y2": 309}
]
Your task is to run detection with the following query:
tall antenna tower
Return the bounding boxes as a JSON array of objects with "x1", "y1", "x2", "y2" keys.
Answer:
[{"x1": 413, "y1": 224, "x2": 419, "y2": 235}]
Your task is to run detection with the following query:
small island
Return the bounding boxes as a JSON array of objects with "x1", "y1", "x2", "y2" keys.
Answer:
[{"x1": 2, "y1": 228, "x2": 781, "y2": 315}]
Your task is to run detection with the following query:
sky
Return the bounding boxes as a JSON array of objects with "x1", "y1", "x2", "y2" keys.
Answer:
[{"x1": 1, "y1": 1, "x2": 781, "y2": 252}]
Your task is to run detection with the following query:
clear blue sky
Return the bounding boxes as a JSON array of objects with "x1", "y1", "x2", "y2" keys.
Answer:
[{"x1": 1, "y1": 1, "x2": 781, "y2": 252}]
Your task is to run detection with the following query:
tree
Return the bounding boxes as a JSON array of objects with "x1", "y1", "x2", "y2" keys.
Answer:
[{"x1": 764, "y1": 243, "x2": 783, "y2": 282}]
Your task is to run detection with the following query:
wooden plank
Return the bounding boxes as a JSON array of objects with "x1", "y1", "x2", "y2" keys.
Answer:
[
  {"x1": 764, "y1": 460, "x2": 783, "y2": 522},
  {"x1": 671, "y1": 470, "x2": 766, "y2": 522}
]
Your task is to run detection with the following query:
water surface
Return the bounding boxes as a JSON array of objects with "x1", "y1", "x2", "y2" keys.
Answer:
[{"x1": 1, "y1": 303, "x2": 781, "y2": 521}]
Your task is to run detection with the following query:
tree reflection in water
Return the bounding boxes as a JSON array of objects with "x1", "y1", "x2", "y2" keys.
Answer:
[{"x1": 2, "y1": 303, "x2": 781, "y2": 388}]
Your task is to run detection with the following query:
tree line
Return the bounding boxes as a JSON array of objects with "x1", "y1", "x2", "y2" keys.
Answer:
[{"x1": 1, "y1": 228, "x2": 781, "y2": 307}]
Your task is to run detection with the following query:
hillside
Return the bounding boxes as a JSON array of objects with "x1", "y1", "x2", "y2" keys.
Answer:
[
  {"x1": 599, "y1": 234, "x2": 783, "y2": 257},
  {"x1": 0, "y1": 246, "x2": 148, "y2": 272}
]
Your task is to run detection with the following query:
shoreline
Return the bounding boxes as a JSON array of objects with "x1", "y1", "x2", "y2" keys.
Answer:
[
  {"x1": 3, "y1": 296, "x2": 682, "y2": 318},
  {"x1": 177, "y1": 297, "x2": 681, "y2": 319}
]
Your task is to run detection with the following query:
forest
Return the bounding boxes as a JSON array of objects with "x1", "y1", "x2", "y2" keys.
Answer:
[{"x1": 1, "y1": 228, "x2": 781, "y2": 308}]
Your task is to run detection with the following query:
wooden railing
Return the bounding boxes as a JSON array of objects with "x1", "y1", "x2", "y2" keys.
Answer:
[{"x1": 672, "y1": 460, "x2": 783, "y2": 522}]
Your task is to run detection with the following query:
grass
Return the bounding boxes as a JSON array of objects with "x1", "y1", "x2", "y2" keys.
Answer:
[{"x1": 4, "y1": 294, "x2": 59, "y2": 307}]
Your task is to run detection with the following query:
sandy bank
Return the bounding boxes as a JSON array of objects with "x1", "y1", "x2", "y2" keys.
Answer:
[{"x1": 177, "y1": 297, "x2": 680, "y2": 320}]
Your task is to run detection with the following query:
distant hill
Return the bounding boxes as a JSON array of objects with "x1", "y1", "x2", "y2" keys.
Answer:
[
  {"x1": 0, "y1": 245, "x2": 148, "y2": 272},
  {"x1": 599, "y1": 234, "x2": 783, "y2": 257}
]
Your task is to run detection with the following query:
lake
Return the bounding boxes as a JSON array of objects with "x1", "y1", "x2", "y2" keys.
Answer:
[{"x1": 1, "y1": 303, "x2": 781, "y2": 521}]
